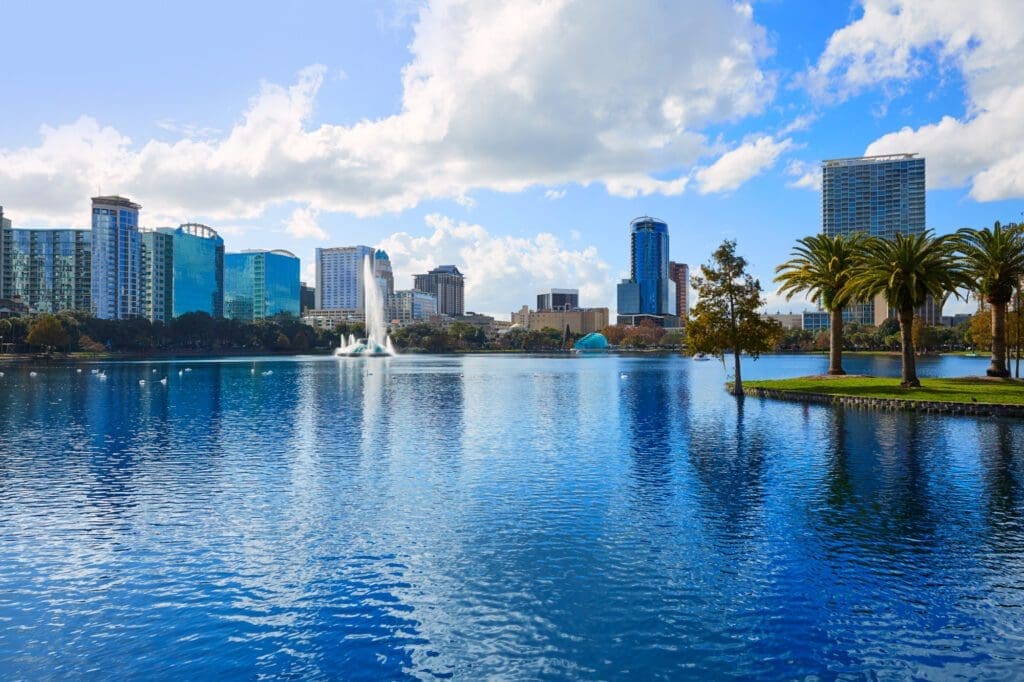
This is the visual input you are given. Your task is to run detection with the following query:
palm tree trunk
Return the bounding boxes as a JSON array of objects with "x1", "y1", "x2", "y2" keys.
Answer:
[
  {"x1": 898, "y1": 307, "x2": 919, "y2": 388},
  {"x1": 732, "y1": 347, "x2": 743, "y2": 396},
  {"x1": 988, "y1": 301, "x2": 1010, "y2": 377},
  {"x1": 828, "y1": 307, "x2": 845, "y2": 375}
]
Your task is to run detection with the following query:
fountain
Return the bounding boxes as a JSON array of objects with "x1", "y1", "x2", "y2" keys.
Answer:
[{"x1": 335, "y1": 254, "x2": 397, "y2": 357}]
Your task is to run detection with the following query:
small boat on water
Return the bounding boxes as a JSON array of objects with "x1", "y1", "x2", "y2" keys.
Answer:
[{"x1": 692, "y1": 353, "x2": 712, "y2": 361}]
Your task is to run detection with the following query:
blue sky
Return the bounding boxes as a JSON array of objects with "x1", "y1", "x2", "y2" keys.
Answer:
[{"x1": 3, "y1": 0, "x2": 1023, "y2": 317}]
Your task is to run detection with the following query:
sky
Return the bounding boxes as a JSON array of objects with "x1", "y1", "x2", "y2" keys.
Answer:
[{"x1": 3, "y1": 0, "x2": 1023, "y2": 318}]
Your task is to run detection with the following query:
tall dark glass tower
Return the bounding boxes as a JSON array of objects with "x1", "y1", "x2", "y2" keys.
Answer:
[
  {"x1": 617, "y1": 216, "x2": 673, "y2": 325},
  {"x1": 91, "y1": 195, "x2": 141, "y2": 320}
]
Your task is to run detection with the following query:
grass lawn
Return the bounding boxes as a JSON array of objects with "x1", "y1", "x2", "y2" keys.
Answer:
[{"x1": 744, "y1": 375, "x2": 1024, "y2": 406}]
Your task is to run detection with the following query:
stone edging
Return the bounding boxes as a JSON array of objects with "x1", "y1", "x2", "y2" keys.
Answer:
[{"x1": 743, "y1": 386, "x2": 1024, "y2": 418}]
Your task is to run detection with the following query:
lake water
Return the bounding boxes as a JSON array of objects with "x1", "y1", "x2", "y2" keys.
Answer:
[{"x1": 0, "y1": 353, "x2": 1022, "y2": 679}]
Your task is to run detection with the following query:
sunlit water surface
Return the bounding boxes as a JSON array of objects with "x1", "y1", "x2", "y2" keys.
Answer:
[{"x1": 1, "y1": 354, "x2": 1022, "y2": 679}]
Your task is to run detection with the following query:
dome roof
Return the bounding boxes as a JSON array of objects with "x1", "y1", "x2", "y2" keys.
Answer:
[{"x1": 573, "y1": 332, "x2": 609, "y2": 351}]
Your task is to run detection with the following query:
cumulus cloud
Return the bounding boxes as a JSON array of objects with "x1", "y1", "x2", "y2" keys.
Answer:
[
  {"x1": 0, "y1": 0, "x2": 777, "y2": 226},
  {"x1": 544, "y1": 189, "x2": 567, "y2": 200},
  {"x1": 695, "y1": 135, "x2": 792, "y2": 194},
  {"x1": 808, "y1": 0, "x2": 1024, "y2": 201},
  {"x1": 784, "y1": 159, "x2": 822, "y2": 191},
  {"x1": 377, "y1": 213, "x2": 614, "y2": 317},
  {"x1": 284, "y1": 206, "x2": 328, "y2": 240}
]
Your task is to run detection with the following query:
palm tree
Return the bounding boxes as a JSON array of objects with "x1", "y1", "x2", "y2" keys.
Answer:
[
  {"x1": 842, "y1": 231, "x2": 964, "y2": 387},
  {"x1": 775, "y1": 233, "x2": 865, "y2": 375},
  {"x1": 956, "y1": 221, "x2": 1024, "y2": 378}
]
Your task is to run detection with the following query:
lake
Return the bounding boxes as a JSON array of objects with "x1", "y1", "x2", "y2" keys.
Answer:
[{"x1": 0, "y1": 353, "x2": 1022, "y2": 678}]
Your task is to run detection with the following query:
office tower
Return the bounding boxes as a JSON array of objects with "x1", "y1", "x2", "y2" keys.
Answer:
[
  {"x1": 140, "y1": 229, "x2": 174, "y2": 323},
  {"x1": 616, "y1": 216, "x2": 676, "y2": 325},
  {"x1": 160, "y1": 223, "x2": 224, "y2": 318},
  {"x1": 91, "y1": 195, "x2": 141, "y2": 319},
  {"x1": 225, "y1": 249, "x2": 301, "y2": 322},
  {"x1": 668, "y1": 261, "x2": 689, "y2": 322},
  {"x1": 387, "y1": 289, "x2": 438, "y2": 325},
  {"x1": 315, "y1": 245, "x2": 375, "y2": 311},
  {"x1": 373, "y1": 250, "x2": 394, "y2": 296},
  {"x1": 537, "y1": 288, "x2": 579, "y2": 311},
  {"x1": 300, "y1": 282, "x2": 315, "y2": 314},
  {"x1": 0, "y1": 224, "x2": 91, "y2": 313},
  {"x1": 413, "y1": 265, "x2": 465, "y2": 316},
  {"x1": 821, "y1": 154, "x2": 937, "y2": 323}
]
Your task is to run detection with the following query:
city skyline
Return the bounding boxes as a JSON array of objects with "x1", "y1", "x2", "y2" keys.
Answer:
[{"x1": 4, "y1": 2, "x2": 1023, "y2": 317}]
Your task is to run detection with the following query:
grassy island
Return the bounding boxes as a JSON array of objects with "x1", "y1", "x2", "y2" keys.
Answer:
[{"x1": 745, "y1": 375, "x2": 1024, "y2": 405}]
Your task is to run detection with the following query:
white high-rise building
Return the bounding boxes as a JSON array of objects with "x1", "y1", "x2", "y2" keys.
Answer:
[{"x1": 315, "y1": 245, "x2": 375, "y2": 312}]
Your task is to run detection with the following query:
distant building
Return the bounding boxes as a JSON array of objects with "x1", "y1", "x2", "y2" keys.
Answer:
[
  {"x1": 91, "y1": 195, "x2": 142, "y2": 319},
  {"x1": 0, "y1": 222, "x2": 91, "y2": 313},
  {"x1": 373, "y1": 250, "x2": 394, "y2": 296},
  {"x1": 528, "y1": 308, "x2": 609, "y2": 336},
  {"x1": 802, "y1": 311, "x2": 830, "y2": 331},
  {"x1": 616, "y1": 216, "x2": 678, "y2": 326},
  {"x1": 414, "y1": 265, "x2": 465, "y2": 316},
  {"x1": 302, "y1": 308, "x2": 364, "y2": 330},
  {"x1": 163, "y1": 223, "x2": 224, "y2": 318},
  {"x1": 300, "y1": 281, "x2": 315, "y2": 314},
  {"x1": 315, "y1": 245, "x2": 375, "y2": 312},
  {"x1": 668, "y1": 261, "x2": 689, "y2": 323},
  {"x1": 537, "y1": 288, "x2": 579, "y2": 311},
  {"x1": 388, "y1": 289, "x2": 437, "y2": 325},
  {"x1": 511, "y1": 305, "x2": 530, "y2": 327},
  {"x1": 762, "y1": 312, "x2": 803, "y2": 330},
  {"x1": 225, "y1": 249, "x2": 300, "y2": 322},
  {"x1": 821, "y1": 154, "x2": 939, "y2": 324},
  {"x1": 140, "y1": 229, "x2": 174, "y2": 323}
]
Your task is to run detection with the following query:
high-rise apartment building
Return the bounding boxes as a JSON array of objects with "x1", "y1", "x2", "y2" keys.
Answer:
[
  {"x1": 163, "y1": 223, "x2": 224, "y2": 318},
  {"x1": 820, "y1": 154, "x2": 938, "y2": 324},
  {"x1": 0, "y1": 222, "x2": 91, "y2": 313},
  {"x1": 140, "y1": 230, "x2": 174, "y2": 323},
  {"x1": 413, "y1": 265, "x2": 465, "y2": 316},
  {"x1": 387, "y1": 289, "x2": 438, "y2": 325},
  {"x1": 300, "y1": 282, "x2": 315, "y2": 314},
  {"x1": 315, "y1": 245, "x2": 375, "y2": 312},
  {"x1": 617, "y1": 216, "x2": 676, "y2": 326},
  {"x1": 668, "y1": 261, "x2": 689, "y2": 323},
  {"x1": 537, "y1": 288, "x2": 579, "y2": 311},
  {"x1": 224, "y1": 249, "x2": 300, "y2": 322},
  {"x1": 91, "y1": 195, "x2": 141, "y2": 319}
]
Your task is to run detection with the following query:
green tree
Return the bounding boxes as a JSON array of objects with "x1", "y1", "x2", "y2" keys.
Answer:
[
  {"x1": 842, "y1": 231, "x2": 964, "y2": 387},
  {"x1": 687, "y1": 240, "x2": 781, "y2": 395},
  {"x1": 775, "y1": 233, "x2": 865, "y2": 375},
  {"x1": 26, "y1": 314, "x2": 70, "y2": 352},
  {"x1": 273, "y1": 332, "x2": 291, "y2": 350},
  {"x1": 956, "y1": 221, "x2": 1024, "y2": 377}
]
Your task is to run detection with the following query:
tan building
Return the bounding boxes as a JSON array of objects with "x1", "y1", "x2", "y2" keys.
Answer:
[
  {"x1": 511, "y1": 305, "x2": 530, "y2": 327},
  {"x1": 762, "y1": 312, "x2": 803, "y2": 330},
  {"x1": 527, "y1": 308, "x2": 609, "y2": 335}
]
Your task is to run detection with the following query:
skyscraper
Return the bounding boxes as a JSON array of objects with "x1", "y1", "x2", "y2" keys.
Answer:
[
  {"x1": 821, "y1": 154, "x2": 936, "y2": 324},
  {"x1": 164, "y1": 223, "x2": 224, "y2": 318},
  {"x1": 373, "y1": 250, "x2": 394, "y2": 296},
  {"x1": 140, "y1": 229, "x2": 174, "y2": 323},
  {"x1": 668, "y1": 261, "x2": 689, "y2": 323},
  {"x1": 91, "y1": 195, "x2": 141, "y2": 320},
  {"x1": 616, "y1": 216, "x2": 675, "y2": 325},
  {"x1": 315, "y1": 245, "x2": 375, "y2": 312},
  {"x1": 413, "y1": 265, "x2": 465, "y2": 316},
  {"x1": 0, "y1": 224, "x2": 91, "y2": 313},
  {"x1": 225, "y1": 249, "x2": 301, "y2": 321}
]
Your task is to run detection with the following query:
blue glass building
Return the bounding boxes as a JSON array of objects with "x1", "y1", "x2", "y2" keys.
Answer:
[
  {"x1": 161, "y1": 223, "x2": 224, "y2": 318},
  {"x1": 224, "y1": 250, "x2": 300, "y2": 321},
  {"x1": 616, "y1": 216, "x2": 675, "y2": 325},
  {"x1": 0, "y1": 222, "x2": 91, "y2": 313},
  {"x1": 91, "y1": 196, "x2": 141, "y2": 319},
  {"x1": 140, "y1": 230, "x2": 174, "y2": 323}
]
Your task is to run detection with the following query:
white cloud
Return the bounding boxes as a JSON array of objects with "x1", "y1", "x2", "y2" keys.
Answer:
[
  {"x1": 779, "y1": 113, "x2": 817, "y2": 135},
  {"x1": 784, "y1": 159, "x2": 822, "y2": 191},
  {"x1": 808, "y1": 0, "x2": 1024, "y2": 201},
  {"x1": 544, "y1": 189, "x2": 566, "y2": 200},
  {"x1": 0, "y1": 0, "x2": 777, "y2": 226},
  {"x1": 695, "y1": 135, "x2": 792, "y2": 194},
  {"x1": 284, "y1": 206, "x2": 327, "y2": 240},
  {"x1": 378, "y1": 213, "x2": 614, "y2": 318}
]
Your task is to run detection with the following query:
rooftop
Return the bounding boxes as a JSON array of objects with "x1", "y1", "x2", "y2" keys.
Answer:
[
  {"x1": 822, "y1": 154, "x2": 919, "y2": 167},
  {"x1": 91, "y1": 195, "x2": 141, "y2": 210}
]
